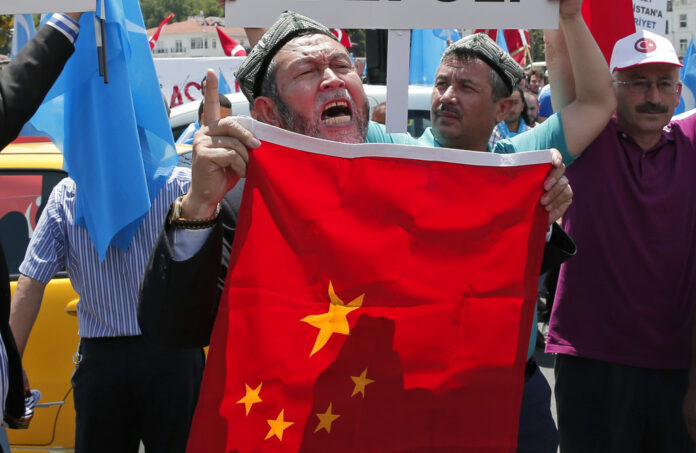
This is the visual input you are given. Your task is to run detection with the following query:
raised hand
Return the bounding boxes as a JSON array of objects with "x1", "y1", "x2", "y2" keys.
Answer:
[{"x1": 180, "y1": 69, "x2": 260, "y2": 219}]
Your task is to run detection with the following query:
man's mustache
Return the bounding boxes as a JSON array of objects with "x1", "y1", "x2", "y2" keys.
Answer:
[
  {"x1": 436, "y1": 104, "x2": 462, "y2": 118},
  {"x1": 635, "y1": 102, "x2": 669, "y2": 114}
]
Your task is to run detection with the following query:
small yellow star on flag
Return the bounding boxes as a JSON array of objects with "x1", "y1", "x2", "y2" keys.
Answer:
[
  {"x1": 236, "y1": 383, "x2": 262, "y2": 416},
  {"x1": 265, "y1": 409, "x2": 294, "y2": 441},
  {"x1": 314, "y1": 402, "x2": 341, "y2": 434},
  {"x1": 351, "y1": 368, "x2": 375, "y2": 398},
  {"x1": 301, "y1": 281, "x2": 364, "y2": 356}
]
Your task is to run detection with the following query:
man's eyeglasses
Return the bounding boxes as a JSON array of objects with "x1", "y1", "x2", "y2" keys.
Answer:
[{"x1": 613, "y1": 79, "x2": 682, "y2": 95}]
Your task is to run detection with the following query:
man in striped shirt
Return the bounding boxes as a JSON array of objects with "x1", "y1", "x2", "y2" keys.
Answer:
[{"x1": 7, "y1": 21, "x2": 202, "y2": 453}]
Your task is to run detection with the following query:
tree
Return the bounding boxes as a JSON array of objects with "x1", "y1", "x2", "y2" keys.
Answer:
[
  {"x1": 529, "y1": 29, "x2": 545, "y2": 63},
  {"x1": 347, "y1": 29, "x2": 365, "y2": 57},
  {"x1": 0, "y1": 15, "x2": 12, "y2": 56}
]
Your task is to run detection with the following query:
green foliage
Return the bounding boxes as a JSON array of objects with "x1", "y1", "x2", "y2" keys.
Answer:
[
  {"x1": 347, "y1": 29, "x2": 366, "y2": 57},
  {"x1": 529, "y1": 29, "x2": 545, "y2": 63},
  {"x1": 140, "y1": 0, "x2": 223, "y2": 28},
  {"x1": 0, "y1": 15, "x2": 13, "y2": 56}
]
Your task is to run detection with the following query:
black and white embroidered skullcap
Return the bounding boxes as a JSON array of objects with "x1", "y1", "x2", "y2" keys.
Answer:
[
  {"x1": 234, "y1": 11, "x2": 338, "y2": 104},
  {"x1": 446, "y1": 33, "x2": 524, "y2": 94}
]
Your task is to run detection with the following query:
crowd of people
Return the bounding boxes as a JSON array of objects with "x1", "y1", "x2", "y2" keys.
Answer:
[{"x1": 0, "y1": 0, "x2": 695, "y2": 451}]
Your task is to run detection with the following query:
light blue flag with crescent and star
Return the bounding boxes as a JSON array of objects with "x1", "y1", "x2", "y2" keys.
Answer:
[{"x1": 28, "y1": 0, "x2": 177, "y2": 259}]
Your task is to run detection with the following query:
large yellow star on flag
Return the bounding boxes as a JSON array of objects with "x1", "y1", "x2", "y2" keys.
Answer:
[
  {"x1": 265, "y1": 409, "x2": 294, "y2": 441},
  {"x1": 301, "y1": 281, "x2": 364, "y2": 356},
  {"x1": 314, "y1": 402, "x2": 341, "y2": 434},
  {"x1": 236, "y1": 383, "x2": 262, "y2": 416},
  {"x1": 351, "y1": 368, "x2": 375, "y2": 398}
]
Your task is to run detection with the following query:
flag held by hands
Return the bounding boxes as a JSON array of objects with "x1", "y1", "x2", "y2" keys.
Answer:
[
  {"x1": 29, "y1": 0, "x2": 177, "y2": 259},
  {"x1": 187, "y1": 118, "x2": 551, "y2": 452}
]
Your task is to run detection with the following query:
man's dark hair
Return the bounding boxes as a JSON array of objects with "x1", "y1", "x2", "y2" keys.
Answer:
[
  {"x1": 516, "y1": 88, "x2": 532, "y2": 125},
  {"x1": 198, "y1": 94, "x2": 233, "y2": 120},
  {"x1": 257, "y1": 58, "x2": 291, "y2": 121},
  {"x1": 528, "y1": 69, "x2": 544, "y2": 83},
  {"x1": 440, "y1": 47, "x2": 510, "y2": 101}
]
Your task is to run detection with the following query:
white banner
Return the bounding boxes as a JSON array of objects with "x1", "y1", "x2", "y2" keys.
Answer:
[
  {"x1": 154, "y1": 57, "x2": 246, "y2": 108},
  {"x1": 0, "y1": 0, "x2": 94, "y2": 13},
  {"x1": 633, "y1": 0, "x2": 667, "y2": 34},
  {"x1": 224, "y1": 0, "x2": 559, "y2": 29}
]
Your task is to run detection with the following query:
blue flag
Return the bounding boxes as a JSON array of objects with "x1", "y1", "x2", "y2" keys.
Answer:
[
  {"x1": 29, "y1": 0, "x2": 177, "y2": 259},
  {"x1": 218, "y1": 68, "x2": 232, "y2": 95},
  {"x1": 676, "y1": 39, "x2": 696, "y2": 115},
  {"x1": 11, "y1": 14, "x2": 36, "y2": 58},
  {"x1": 496, "y1": 29, "x2": 509, "y2": 54},
  {"x1": 409, "y1": 29, "x2": 461, "y2": 85}
]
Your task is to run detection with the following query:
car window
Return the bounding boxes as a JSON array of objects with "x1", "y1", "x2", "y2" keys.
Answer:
[{"x1": 0, "y1": 170, "x2": 67, "y2": 277}]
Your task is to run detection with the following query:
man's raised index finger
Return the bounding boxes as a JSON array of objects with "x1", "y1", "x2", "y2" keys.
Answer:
[{"x1": 203, "y1": 68, "x2": 221, "y2": 127}]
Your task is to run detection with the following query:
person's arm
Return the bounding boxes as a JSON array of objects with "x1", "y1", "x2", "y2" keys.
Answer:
[
  {"x1": 138, "y1": 187, "x2": 241, "y2": 348},
  {"x1": 549, "y1": 0, "x2": 616, "y2": 157},
  {"x1": 0, "y1": 13, "x2": 80, "y2": 149},
  {"x1": 544, "y1": 28, "x2": 574, "y2": 113},
  {"x1": 9, "y1": 276, "x2": 46, "y2": 358},
  {"x1": 179, "y1": 69, "x2": 258, "y2": 221}
]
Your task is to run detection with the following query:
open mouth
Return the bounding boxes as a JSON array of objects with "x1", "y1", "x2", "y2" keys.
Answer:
[{"x1": 321, "y1": 100, "x2": 353, "y2": 125}]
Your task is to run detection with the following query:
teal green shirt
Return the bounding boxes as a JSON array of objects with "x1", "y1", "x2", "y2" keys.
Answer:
[
  {"x1": 366, "y1": 121, "x2": 420, "y2": 145},
  {"x1": 417, "y1": 111, "x2": 576, "y2": 166}
]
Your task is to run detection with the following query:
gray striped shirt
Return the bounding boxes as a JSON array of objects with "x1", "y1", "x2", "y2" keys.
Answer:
[{"x1": 19, "y1": 167, "x2": 191, "y2": 338}]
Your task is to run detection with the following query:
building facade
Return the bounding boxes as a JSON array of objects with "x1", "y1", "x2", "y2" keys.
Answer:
[
  {"x1": 666, "y1": 0, "x2": 696, "y2": 58},
  {"x1": 147, "y1": 16, "x2": 248, "y2": 58}
]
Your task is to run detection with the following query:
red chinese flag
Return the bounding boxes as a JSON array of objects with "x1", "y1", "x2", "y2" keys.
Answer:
[
  {"x1": 582, "y1": 0, "x2": 635, "y2": 63},
  {"x1": 216, "y1": 26, "x2": 247, "y2": 57},
  {"x1": 187, "y1": 119, "x2": 550, "y2": 452}
]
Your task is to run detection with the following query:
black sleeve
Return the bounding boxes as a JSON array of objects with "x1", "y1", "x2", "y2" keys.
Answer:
[
  {"x1": 138, "y1": 187, "x2": 242, "y2": 348},
  {"x1": 0, "y1": 243, "x2": 26, "y2": 419},
  {"x1": 0, "y1": 24, "x2": 75, "y2": 149},
  {"x1": 540, "y1": 223, "x2": 576, "y2": 275}
]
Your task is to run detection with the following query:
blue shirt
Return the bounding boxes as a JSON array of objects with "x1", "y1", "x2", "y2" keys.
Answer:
[
  {"x1": 538, "y1": 85, "x2": 553, "y2": 118},
  {"x1": 417, "y1": 112, "x2": 573, "y2": 358},
  {"x1": 20, "y1": 167, "x2": 191, "y2": 338}
]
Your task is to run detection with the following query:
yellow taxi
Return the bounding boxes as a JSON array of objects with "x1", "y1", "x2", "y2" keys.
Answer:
[{"x1": 0, "y1": 139, "x2": 191, "y2": 452}]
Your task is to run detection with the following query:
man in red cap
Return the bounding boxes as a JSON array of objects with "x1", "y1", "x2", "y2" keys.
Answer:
[{"x1": 546, "y1": 29, "x2": 696, "y2": 451}]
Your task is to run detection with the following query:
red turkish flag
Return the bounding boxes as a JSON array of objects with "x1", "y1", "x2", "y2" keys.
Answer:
[
  {"x1": 582, "y1": 0, "x2": 636, "y2": 63},
  {"x1": 187, "y1": 119, "x2": 550, "y2": 452},
  {"x1": 148, "y1": 13, "x2": 174, "y2": 50},
  {"x1": 216, "y1": 26, "x2": 247, "y2": 57},
  {"x1": 474, "y1": 29, "x2": 530, "y2": 67},
  {"x1": 332, "y1": 28, "x2": 352, "y2": 49}
]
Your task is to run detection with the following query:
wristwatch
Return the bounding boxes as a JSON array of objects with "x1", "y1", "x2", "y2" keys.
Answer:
[{"x1": 168, "y1": 195, "x2": 221, "y2": 229}]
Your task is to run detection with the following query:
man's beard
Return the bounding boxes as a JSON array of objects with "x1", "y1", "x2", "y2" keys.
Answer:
[{"x1": 275, "y1": 93, "x2": 370, "y2": 143}]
